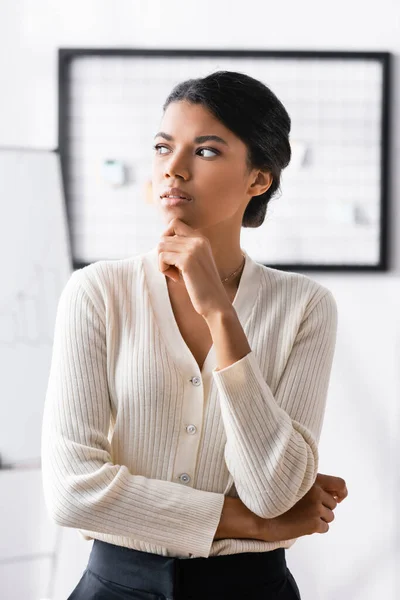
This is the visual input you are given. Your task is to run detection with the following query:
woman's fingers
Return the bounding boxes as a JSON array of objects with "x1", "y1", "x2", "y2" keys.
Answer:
[
  {"x1": 321, "y1": 489, "x2": 338, "y2": 511},
  {"x1": 316, "y1": 473, "x2": 349, "y2": 502},
  {"x1": 320, "y1": 504, "x2": 336, "y2": 524}
]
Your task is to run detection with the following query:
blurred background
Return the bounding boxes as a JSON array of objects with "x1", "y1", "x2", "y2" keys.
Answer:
[{"x1": 1, "y1": 1, "x2": 400, "y2": 598}]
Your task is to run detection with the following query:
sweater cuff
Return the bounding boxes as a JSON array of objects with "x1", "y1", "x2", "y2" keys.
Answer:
[
  {"x1": 212, "y1": 350, "x2": 267, "y2": 392},
  {"x1": 185, "y1": 490, "x2": 225, "y2": 557}
]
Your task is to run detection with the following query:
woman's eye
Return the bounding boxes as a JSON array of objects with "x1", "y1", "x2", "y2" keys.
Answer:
[
  {"x1": 153, "y1": 144, "x2": 169, "y2": 155},
  {"x1": 197, "y1": 147, "x2": 219, "y2": 158},
  {"x1": 153, "y1": 144, "x2": 219, "y2": 158}
]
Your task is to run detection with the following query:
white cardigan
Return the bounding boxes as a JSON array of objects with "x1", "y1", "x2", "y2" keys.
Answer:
[{"x1": 41, "y1": 246, "x2": 338, "y2": 559}]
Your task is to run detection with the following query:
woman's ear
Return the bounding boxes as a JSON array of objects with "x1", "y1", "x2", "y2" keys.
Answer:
[{"x1": 247, "y1": 170, "x2": 273, "y2": 197}]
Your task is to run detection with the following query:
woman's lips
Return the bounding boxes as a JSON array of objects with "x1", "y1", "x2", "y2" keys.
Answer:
[{"x1": 160, "y1": 196, "x2": 193, "y2": 207}]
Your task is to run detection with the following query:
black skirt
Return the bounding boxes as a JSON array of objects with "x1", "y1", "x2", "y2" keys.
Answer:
[{"x1": 68, "y1": 539, "x2": 301, "y2": 600}]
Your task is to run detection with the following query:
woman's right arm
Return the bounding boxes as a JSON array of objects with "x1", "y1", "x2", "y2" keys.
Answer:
[
  {"x1": 41, "y1": 270, "x2": 225, "y2": 559},
  {"x1": 215, "y1": 474, "x2": 348, "y2": 542}
]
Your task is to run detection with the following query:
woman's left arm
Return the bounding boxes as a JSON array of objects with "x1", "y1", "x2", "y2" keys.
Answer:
[{"x1": 206, "y1": 289, "x2": 338, "y2": 520}]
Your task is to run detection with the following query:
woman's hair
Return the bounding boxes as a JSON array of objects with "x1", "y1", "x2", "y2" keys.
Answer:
[{"x1": 162, "y1": 70, "x2": 291, "y2": 228}]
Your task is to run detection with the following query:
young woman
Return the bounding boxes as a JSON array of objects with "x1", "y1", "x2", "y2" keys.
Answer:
[{"x1": 41, "y1": 70, "x2": 348, "y2": 599}]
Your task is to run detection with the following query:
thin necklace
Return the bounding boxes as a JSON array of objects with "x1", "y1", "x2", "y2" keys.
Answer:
[
  {"x1": 220, "y1": 252, "x2": 246, "y2": 283},
  {"x1": 176, "y1": 252, "x2": 246, "y2": 283}
]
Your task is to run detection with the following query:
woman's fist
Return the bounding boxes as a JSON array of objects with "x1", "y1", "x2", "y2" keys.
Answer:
[{"x1": 259, "y1": 473, "x2": 348, "y2": 542}]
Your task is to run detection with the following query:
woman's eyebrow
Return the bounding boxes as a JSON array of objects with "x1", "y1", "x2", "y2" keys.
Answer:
[{"x1": 154, "y1": 132, "x2": 228, "y2": 146}]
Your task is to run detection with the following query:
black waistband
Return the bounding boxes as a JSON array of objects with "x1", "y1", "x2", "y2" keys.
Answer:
[{"x1": 87, "y1": 540, "x2": 288, "y2": 598}]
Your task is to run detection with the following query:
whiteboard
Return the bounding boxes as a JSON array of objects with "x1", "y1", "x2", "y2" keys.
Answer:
[{"x1": 0, "y1": 148, "x2": 72, "y2": 467}]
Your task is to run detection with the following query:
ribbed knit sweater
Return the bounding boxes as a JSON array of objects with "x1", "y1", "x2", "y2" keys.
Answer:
[{"x1": 41, "y1": 246, "x2": 338, "y2": 559}]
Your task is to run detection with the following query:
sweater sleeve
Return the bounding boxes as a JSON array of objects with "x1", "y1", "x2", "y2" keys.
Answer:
[
  {"x1": 211, "y1": 289, "x2": 338, "y2": 519},
  {"x1": 40, "y1": 270, "x2": 224, "y2": 558}
]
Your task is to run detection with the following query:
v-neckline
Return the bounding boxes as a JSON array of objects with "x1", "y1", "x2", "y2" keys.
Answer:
[{"x1": 141, "y1": 246, "x2": 262, "y2": 379}]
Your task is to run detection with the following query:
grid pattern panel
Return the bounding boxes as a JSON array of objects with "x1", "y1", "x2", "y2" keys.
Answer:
[{"x1": 63, "y1": 53, "x2": 385, "y2": 268}]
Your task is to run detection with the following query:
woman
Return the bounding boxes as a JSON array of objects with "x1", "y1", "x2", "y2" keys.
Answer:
[{"x1": 41, "y1": 70, "x2": 348, "y2": 599}]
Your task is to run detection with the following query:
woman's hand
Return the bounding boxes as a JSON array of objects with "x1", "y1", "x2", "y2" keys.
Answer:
[
  {"x1": 314, "y1": 472, "x2": 348, "y2": 504},
  {"x1": 157, "y1": 218, "x2": 232, "y2": 319},
  {"x1": 258, "y1": 473, "x2": 348, "y2": 543},
  {"x1": 214, "y1": 473, "x2": 348, "y2": 543}
]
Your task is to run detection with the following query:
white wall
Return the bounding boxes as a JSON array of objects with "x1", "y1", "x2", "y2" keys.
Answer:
[{"x1": 1, "y1": 2, "x2": 400, "y2": 599}]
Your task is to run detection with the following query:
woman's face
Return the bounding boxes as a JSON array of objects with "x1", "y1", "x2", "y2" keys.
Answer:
[{"x1": 152, "y1": 100, "x2": 262, "y2": 231}]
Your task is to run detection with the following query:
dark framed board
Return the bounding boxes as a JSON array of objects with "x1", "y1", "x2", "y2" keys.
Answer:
[{"x1": 58, "y1": 48, "x2": 392, "y2": 271}]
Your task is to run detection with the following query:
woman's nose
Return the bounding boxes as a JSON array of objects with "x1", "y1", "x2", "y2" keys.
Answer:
[{"x1": 163, "y1": 154, "x2": 189, "y2": 180}]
